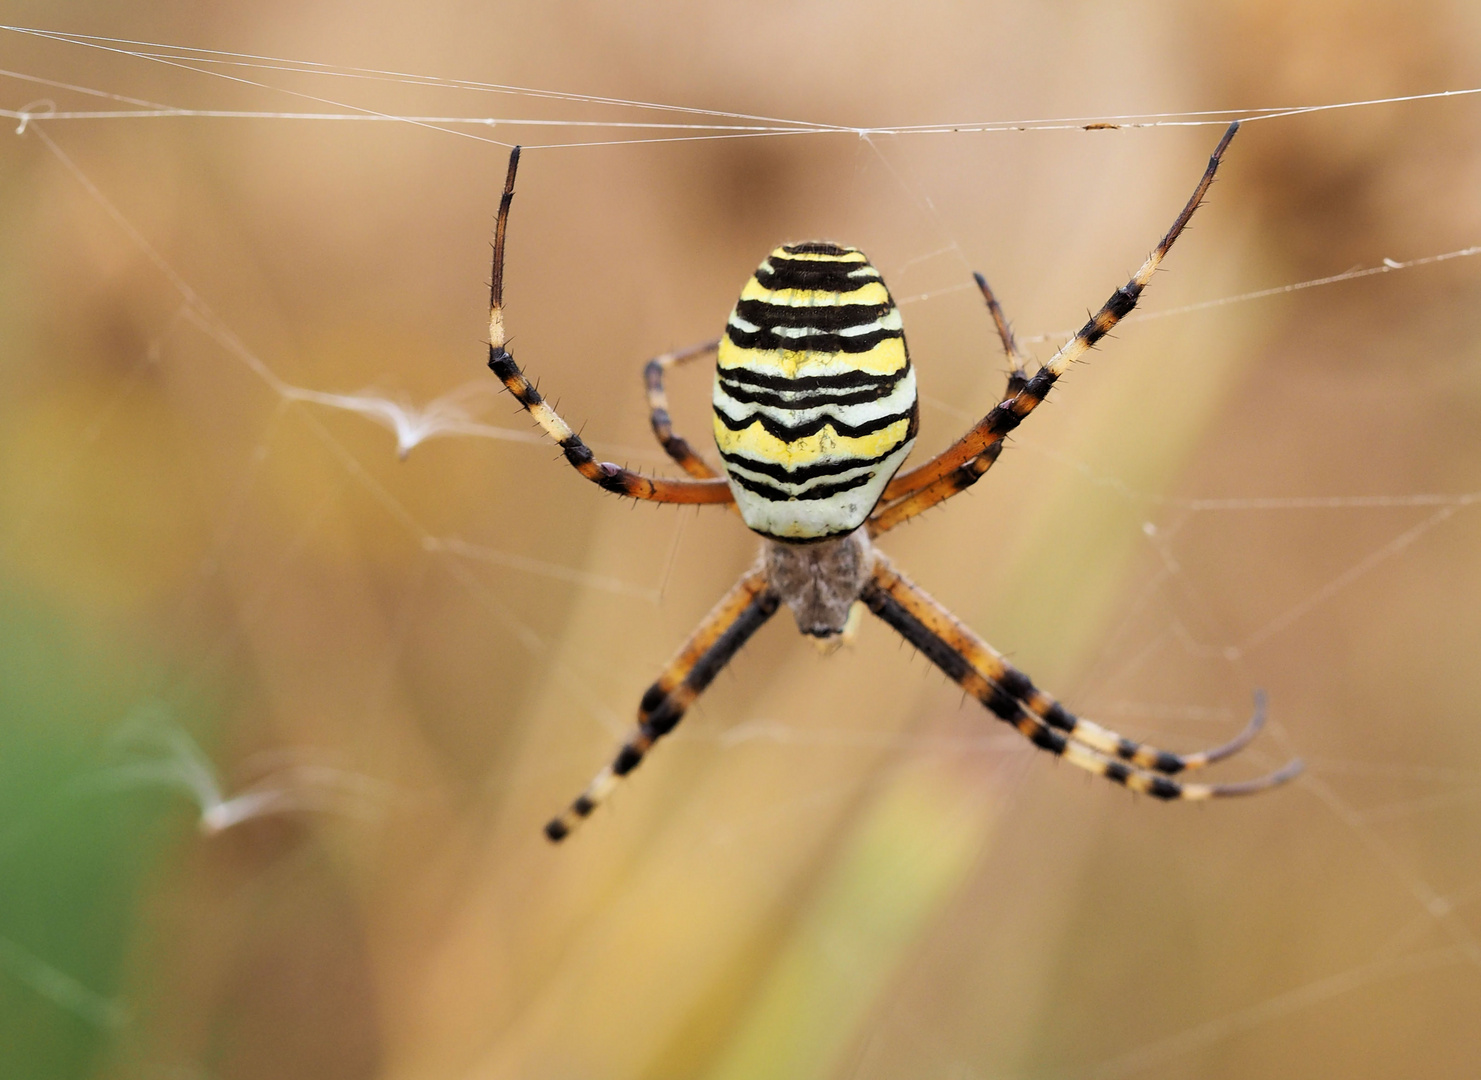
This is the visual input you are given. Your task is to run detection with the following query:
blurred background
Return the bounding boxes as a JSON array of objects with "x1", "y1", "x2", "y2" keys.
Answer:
[{"x1": 3, "y1": 2, "x2": 1481, "y2": 1078}]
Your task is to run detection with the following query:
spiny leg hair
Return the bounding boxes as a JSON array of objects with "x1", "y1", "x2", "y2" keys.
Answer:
[
  {"x1": 879, "y1": 121, "x2": 1241, "y2": 510},
  {"x1": 486, "y1": 146, "x2": 733, "y2": 506},
  {"x1": 545, "y1": 568, "x2": 780, "y2": 842},
  {"x1": 861, "y1": 552, "x2": 1302, "y2": 798}
]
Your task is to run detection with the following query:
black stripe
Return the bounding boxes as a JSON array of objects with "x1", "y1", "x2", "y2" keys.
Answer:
[
  {"x1": 716, "y1": 380, "x2": 902, "y2": 411},
  {"x1": 713, "y1": 403, "x2": 914, "y2": 441},
  {"x1": 643, "y1": 357, "x2": 664, "y2": 392},
  {"x1": 984, "y1": 684, "x2": 1023, "y2": 724},
  {"x1": 1106, "y1": 282, "x2": 1141, "y2": 319},
  {"x1": 726, "y1": 468, "x2": 877, "y2": 503},
  {"x1": 490, "y1": 349, "x2": 542, "y2": 405},
  {"x1": 996, "y1": 666, "x2": 1035, "y2": 702},
  {"x1": 718, "y1": 364, "x2": 908, "y2": 393},
  {"x1": 1152, "y1": 751, "x2": 1185, "y2": 775},
  {"x1": 862, "y1": 582, "x2": 1071, "y2": 755},
  {"x1": 620, "y1": 589, "x2": 780, "y2": 771},
  {"x1": 725, "y1": 323, "x2": 902, "y2": 355},
  {"x1": 681, "y1": 590, "x2": 780, "y2": 696},
  {"x1": 970, "y1": 367, "x2": 1059, "y2": 442},
  {"x1": 1148, "y1": 776, "x2": 1181, "y2": 799},
  {"x1": 642, "y1": 698, "x2": 686, "y2": 738},
  {"x1": 719, "y1": 441, "x2": 905, "y2": 484},
  {"x1": 734, "y1": 299, "x2": 893, "y2": 332},
  {"x1": 766, "y1": 254, "x2": 873, "y2": 275},
  {"x1": 862, "y1": 585, "x2": 973, "y2": 683},
  {"x1": 781, "y1": 243, "x2": 858, "y2": 256},
  {"x1": 1043, "y1": 702, "x2": 1074, "y2": 732},
  {"x1": 1081, "y1": 284, "x2": 1141, "y2": 349},
  {"x1": 755, "y1": 261, "x2": 882, "y2": 294}
]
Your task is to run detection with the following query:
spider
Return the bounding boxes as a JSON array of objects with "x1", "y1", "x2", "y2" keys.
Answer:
[{"x1": 486, "y1": 122, "x2": 1302, "y2": 843}]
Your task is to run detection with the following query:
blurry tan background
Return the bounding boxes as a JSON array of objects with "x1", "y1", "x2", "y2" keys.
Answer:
[{"x1": 3, "y1": 2, "x2": 1481, "y2": 1078}]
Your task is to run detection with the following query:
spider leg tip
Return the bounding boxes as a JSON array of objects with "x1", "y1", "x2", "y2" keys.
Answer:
[{"x1": 1243, "y1": 691, "x2": 1269, "y2": 729}]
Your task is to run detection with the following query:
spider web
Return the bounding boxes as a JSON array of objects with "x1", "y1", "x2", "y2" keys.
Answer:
[{"x1": 3, "y1": 12, "x2": 1481, "y2": 1080}]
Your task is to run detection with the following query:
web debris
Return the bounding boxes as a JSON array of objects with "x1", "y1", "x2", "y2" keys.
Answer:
[{"x1": 78, "y1": 702, "x2": 398, "y2": 835}]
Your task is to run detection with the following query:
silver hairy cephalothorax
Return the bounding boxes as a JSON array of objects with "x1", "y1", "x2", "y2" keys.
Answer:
[{"x1": 762, "y1": 531, "x2": 874, "y2": 637}]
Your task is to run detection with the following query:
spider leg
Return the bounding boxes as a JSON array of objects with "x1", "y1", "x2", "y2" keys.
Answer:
[
  {"x1": 486, "y1": 147, "x2": 734, "y2": 505},
  {"x1": 868, "y1": 447, "x2": 1001, "y2": 536},
  {"x1": 860, "y1": 552, "x2": 1301, "y2": 798},
  {"x1": 645, "y1": 338, "x2": 722, "y2": 479},
  {"x1": 872, "y1": 550, "x2": 1265, "y2": 772},
  {"x1": 866, "y1": 274, "x2": 1024, "y2": 536},
  {"x1": 878, "y1": 122, "x2": 1240, "y2": 511},
  {"x1": 544, "y1": 567, "x2": 779, "y2": 841},
  {"x1": 975, "y1": 271, "x2": 1030, "y2": 398}
]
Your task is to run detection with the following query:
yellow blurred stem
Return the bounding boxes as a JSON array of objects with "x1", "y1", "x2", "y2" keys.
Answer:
[{"x1": 700, "y1": 760, "x2": 991, "y2": 1080}]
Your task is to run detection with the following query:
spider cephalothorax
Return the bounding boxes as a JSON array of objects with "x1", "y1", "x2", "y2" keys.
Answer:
[
  {"x1": 763, "y1": 531, "x2": 875, "y2": 638},
  {"x1": 485, "y1": 126, "x2": 1301, "y2": 843}
]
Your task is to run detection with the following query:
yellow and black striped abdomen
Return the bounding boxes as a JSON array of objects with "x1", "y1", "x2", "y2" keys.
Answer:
[{"x1": 713, "y1": 243, "x2": 917, "y2": 540}]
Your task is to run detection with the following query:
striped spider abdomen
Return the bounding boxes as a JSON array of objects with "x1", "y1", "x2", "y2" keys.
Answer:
[{"x1": 712, "y1": 243, "x2": 918, "y2": 541}]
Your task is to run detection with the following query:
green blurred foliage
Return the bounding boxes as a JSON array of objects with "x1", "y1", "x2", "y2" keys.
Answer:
[{"x1": 0, "y1": 590, "x2": 186, "y2": 1078}]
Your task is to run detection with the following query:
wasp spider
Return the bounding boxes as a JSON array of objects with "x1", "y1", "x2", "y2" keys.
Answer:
[{"x1": 486, "y1": 123, "x2": 1302, "y2": 842}]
